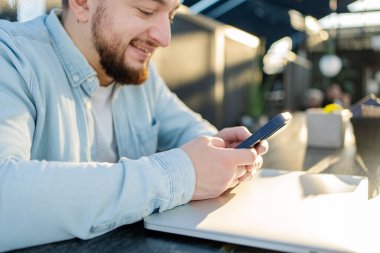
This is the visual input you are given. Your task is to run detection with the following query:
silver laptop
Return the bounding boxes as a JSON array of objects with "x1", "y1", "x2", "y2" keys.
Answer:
[{"x1": 144, "y1": 169, "x2": 370, "y2": 253}]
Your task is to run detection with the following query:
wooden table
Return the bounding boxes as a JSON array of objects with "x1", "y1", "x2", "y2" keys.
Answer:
[{"x1": 14, "y1": 112, "x2": 378, "y2": 253}]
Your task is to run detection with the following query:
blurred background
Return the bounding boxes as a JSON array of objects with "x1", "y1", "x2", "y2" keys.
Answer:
[{"x1": 1, "y1": 0, "x2": 380, "y2": 129}]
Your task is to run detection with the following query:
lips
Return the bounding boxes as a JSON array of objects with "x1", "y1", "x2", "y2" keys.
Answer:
[
  {"x1": 131, "y1": 40, "x2": 154, "y2": 56},
  {"x1": 135, "y1": 44, "x2": 152, "y2": 54}
]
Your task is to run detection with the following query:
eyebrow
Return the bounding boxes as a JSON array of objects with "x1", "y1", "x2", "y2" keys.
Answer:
[{"x1": 152, "y1": 0, "x2": 169, "y2": 5}]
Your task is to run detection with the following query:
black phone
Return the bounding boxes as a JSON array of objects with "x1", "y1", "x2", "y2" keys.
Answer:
[{"x1": 236, "y1": 112, "x2": 292, "y2": 149}]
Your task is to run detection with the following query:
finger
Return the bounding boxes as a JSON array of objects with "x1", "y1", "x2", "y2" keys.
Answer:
[
  {"x1": 245, "y1": 156, "x2": 263, "y2": 177},
  {"x1": 255, "y1": 140, "x2": 269, "y2": 155},
  {"x1": 246, "y1": 172, "x2": 253, "y2": 181},
  {"x1": 237, "y1": 170, "x2": 253, "y2": 183},
  {"x1": 216, "y1": 126, "x2": 252, "y2": 144},
  {"x1": 230, "y1": 178, "x2": 240, "y2": 189},
  {"x1": 230, "y1": 127, "x2": 252, "y2": 148},
  {"x1": 245, "y1": 164, "x2": 254, "y2": 172},
  {"x1": 236, "y1": 165, "x2": 247, "y2": 178},
  {"x1": 232, "y1": 126, "x2": 252, "y2": 141},
  {"x1": 254, "y1": 155, "x2": 263, "y2": 169},
  {"x1": 209, "y1": 137, "x2": 226, "y2": 148},
  {"x1": 217, "y1": 148, "x2": 258, "y2": 167}
]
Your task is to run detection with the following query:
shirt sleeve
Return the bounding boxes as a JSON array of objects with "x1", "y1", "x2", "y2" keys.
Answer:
[
  {"x1": 0, "y1": 149, "x2": 195, "y2": 251},
  {"x1": 0, "y1": 60, "x2": 196, "y2": 251},
  {"x1": 0, "y1": 28, "x2": 196, "y2": 251}
]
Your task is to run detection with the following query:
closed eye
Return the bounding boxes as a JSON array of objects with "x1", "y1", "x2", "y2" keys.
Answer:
[{"x1": 138, "y1": 8, "x2": 154, "y2": 16}]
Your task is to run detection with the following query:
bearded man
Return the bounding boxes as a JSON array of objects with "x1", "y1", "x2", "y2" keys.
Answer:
[{"x1": 0, "y1": 0, "x2": 267, "y2": 251}]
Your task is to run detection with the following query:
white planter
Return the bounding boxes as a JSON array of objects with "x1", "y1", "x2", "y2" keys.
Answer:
[{"x1": 306, "y1": 109, "x2": 351, "y2": 148}]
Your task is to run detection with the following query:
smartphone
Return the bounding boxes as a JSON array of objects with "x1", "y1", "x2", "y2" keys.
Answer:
[{"x1": 236, "y1": 112, "x2": 292, "y2": 149}]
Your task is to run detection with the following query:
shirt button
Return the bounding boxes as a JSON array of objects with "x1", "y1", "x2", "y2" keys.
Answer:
[
  {"x1": 73, "y1": 75, "x2": 80, "y2": 82},
  {"x1": 84, "y1": 101, "x2": 92, "y2": 110}
]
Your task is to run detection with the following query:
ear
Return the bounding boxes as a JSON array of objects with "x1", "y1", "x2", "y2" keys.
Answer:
[{"x1": 67, "y1": 0, "x2": 90, "y2": 23}]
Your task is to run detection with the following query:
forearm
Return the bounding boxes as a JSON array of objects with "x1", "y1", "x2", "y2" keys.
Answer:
[{"x1": 0, "y1": 149, "x2": 195, "y2": 251}]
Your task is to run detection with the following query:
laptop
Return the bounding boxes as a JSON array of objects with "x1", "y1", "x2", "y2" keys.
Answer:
[{"x1": 144, "y1": 169, "x2": 371, "y2": 253}]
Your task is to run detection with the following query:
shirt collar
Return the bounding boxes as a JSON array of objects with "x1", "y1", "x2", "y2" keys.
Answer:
[{"x1": 45, "y1": 9, "x2": 97, "y2": 88}]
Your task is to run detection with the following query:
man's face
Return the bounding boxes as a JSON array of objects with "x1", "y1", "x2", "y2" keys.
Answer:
[{"x1": 91, "y1": 0, "x2": 180, "y2": 84}]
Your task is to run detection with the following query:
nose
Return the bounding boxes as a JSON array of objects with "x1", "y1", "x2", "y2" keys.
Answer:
[{"x1": 149, "y1": 17, "x2": 171, "y2": 47}]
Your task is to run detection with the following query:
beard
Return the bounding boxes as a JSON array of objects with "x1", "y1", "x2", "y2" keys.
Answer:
[{"x1": 91, "y1": 3, "x2": 149, "y2": 85}]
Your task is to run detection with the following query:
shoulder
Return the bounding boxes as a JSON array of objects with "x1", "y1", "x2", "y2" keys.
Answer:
[
  {"x1": 0, "y1": 15, "x2": 50, "y2": 47},
  {"x1": 0, "y1": 16, "x2": 50, "y2": 92}
]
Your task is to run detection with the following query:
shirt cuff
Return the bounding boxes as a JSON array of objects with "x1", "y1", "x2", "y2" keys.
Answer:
[{"x1": 151, "y1": 148, "x2": 195, "y2": 211}]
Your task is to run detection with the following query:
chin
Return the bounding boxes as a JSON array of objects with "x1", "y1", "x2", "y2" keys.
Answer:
[{"x1": 130, "y1": 60, "x2": 149, "y2": 72}]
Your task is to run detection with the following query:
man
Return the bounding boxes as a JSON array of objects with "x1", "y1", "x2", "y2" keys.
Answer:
[{"x1": 0, "y1": 0, "x2": 268, "y2": 251}]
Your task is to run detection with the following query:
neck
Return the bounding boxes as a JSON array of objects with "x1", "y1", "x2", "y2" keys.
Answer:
[
  {"x1": 61, "y1": 11, "x2": 113, "y2": 87},
  {"x1": 95, "y1": 68, "x2": 114, "y2": 86}
]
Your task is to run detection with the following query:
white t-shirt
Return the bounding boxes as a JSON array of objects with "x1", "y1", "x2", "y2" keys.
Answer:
[{"x1": 91, "y1": 83, "x2": 118, "y2": 163}]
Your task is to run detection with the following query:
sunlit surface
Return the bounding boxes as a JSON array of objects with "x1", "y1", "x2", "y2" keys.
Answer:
[
  {"x1": 146, "y1": 169, "x2": 372, "y2": 252},
  {"x1": 214, "y1": 30, "x2": 225, "y2": 123},
  {"x1": 299, "y1": 124, "x2": 307, "y2": 144},
  {"x1": 200, "y1": 173, "x2": 368, "y2": 253},
  {"x1": 305, "y1": 16, "x2": 322, "y2": 34},
  {"x1": 348, "y1": 0, "x2": 380, "y2": 12},
  {"x1": 320, "y1": 11, "x2": 380, "y2": 29},
  {"x1": 263, "y1": 37, "x2": 292, "y2": 75},
  {"x1": 289, "y1": 9, "x2": 305, "y2": 32},
  {"x1": 224, "y1": 27, "x2": 260, "y2": 49}
]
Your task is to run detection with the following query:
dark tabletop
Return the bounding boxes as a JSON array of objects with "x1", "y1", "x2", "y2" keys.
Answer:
[
  {"x1": 14, "y1": 221, "x2": 281, "y2": 253},
  {"x1": 12, "y1": 112, "x2": 378, "y2": 253}
]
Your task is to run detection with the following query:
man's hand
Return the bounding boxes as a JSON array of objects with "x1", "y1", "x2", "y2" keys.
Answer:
[
  {"x1": 181, "y1": 135, "x2": 260, "y2": 201},
  {"x1": 215, "y1": 126, "x2": 268, "y2": 180},
  {"x1": 214, "y1": 126, "x2": 268, "y2": 155}
]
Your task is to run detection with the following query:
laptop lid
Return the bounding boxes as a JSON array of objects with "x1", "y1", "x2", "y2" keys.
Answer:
[{"x1": 144, "y1": 169, "x2": 369, "y2": 253}]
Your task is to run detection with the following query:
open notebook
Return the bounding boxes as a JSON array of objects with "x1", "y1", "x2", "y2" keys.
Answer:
[{"x1": 144, "y1": 169, "x2": 371, "y2": 253}]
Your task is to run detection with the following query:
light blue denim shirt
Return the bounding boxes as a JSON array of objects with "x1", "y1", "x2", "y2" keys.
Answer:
[{"x1": 0, "y1": 9, "x2": 217, "y2": 251}]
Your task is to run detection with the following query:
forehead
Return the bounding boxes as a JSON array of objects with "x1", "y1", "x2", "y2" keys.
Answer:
[{"x1": 135, "y1": 0, "x2": 181, "y2": 6}]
